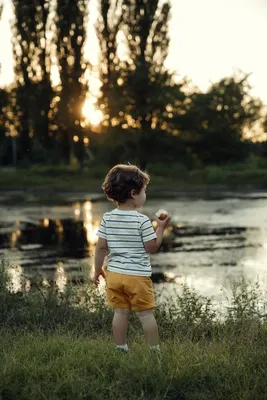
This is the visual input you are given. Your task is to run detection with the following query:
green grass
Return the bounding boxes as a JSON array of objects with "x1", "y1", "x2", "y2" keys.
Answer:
[
  {"x1": 1, "y1": 332, "x2": 267, "y2": 400},
  {"x1": 1, "y1": 162, "x2": 267, "y2": 193},
  {"x1": 1, "y1": 263, "x2": 267, "y2": 399},
  {"x1": 0, "y1": 165, "x2": 102, "y2": 191}
]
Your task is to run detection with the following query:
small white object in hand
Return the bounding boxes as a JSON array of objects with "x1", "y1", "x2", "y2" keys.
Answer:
[{"x1": 155, "y1": 209, "x2": 168, "y2": 219}]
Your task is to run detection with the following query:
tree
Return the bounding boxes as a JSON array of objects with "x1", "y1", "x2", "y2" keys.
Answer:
[
  {"x1": 12, "y1": 0, "x2": 54, "y2": 161},
  {"x1": 97, "y1": 0, "x2": 125, "y2": 120},
  {"x1": 96, "y1": 0, "x2": 188, "y2": 168},
  {"x1": 0, "y1": 5, "x2": 7, "y2": 162},
  {"x1": 92, "y1": 0, "x2": 128, "y2": 165},
  {"x1": 54, "y1": 0, "x2": 89, "y2": 166},
  {"x1": 179, "y1": 73, "x2": 263, "y2": 164},
  {"x1": 0, "y1": 89, "x2": 9, "y2": 164},
  {"x1": 117, "y1": 0, "x2": 187, "y2": 168},
  {"x1": 99, "y1": 0, "x2": 189, "y2": 168}
]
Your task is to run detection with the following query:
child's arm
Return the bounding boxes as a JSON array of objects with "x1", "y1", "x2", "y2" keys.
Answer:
[
  {"x1": 93, "y1": 237, "x2": 108, "y2": 285},
  {"x1": 144, "y1": 215, "x2": 171, "y2": 254}
]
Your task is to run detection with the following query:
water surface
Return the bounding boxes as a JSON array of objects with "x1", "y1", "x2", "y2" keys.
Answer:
[{"x1": 1, "y1": 192, "x2": 267, "y2": 304}]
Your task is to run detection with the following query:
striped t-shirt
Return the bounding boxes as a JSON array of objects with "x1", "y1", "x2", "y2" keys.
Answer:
[{"x1": 96, "y1": 209, "x2": 157, "y2": 276}]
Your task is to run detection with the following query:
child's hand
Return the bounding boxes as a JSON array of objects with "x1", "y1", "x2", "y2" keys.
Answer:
[
  {"x1": 93, "y1": 268, "x2": 106, "y2": 286},
  {"x1": 155, "y1": 213, "x2": 172, "y2": 229}
]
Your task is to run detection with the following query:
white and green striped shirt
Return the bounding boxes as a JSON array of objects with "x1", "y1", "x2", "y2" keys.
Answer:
[{"x1": 96, "y1": 209, "x2": 157, "y2": 276}]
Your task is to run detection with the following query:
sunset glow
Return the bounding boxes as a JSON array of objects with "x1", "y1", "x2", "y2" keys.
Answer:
[{"x1": 82, "y1": 99, "x2": 104, "y2": 126}]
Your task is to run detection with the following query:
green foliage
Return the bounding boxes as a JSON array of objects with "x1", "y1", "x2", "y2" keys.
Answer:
[
  {"x1": 1, "y1": 162, "x2": 267, "y2": 192},
  {"x1": 97, "y1": 0, "x2": 125, "y2": 120},
  {"x1": 1, "y1": 262, "x2": 267, "y2": 338},
  {"x1": 96, "y1": 0, "x2": 188, "y2": 168},
  {"x1": 0, "y1": 89, "x2": 9, "y2": 156},
  {"x1": 0, "y1": 261, "x2": 113, "y2": 335},
  {"x1": 155, "y1": 285, "x2": 217, "y2": 341},
  {"x1": 0, "y1": 263, "x2": 267, "y2": 399},
  {"x1": 179, "y1": 73, "x2": 264, "y2": 165},
  {"x1": 55, "y1": 0, "x2": 90, "y2": 166},
  {"x1": 226, "y1": 279, "x2": 267, "y2": 321},
  {"x1": 1, "y1": 3, "x2": 266, "y2": 168},
  {"x1": 12, "y1": 0, "x2": 54, "y2": 158}
]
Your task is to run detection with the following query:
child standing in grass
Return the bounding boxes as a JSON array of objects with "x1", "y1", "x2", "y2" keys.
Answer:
[{"x1": 93, "y1": 164, "x2": 171, "y2": 352}]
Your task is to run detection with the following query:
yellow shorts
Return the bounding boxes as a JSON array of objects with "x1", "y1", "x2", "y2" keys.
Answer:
[{"x1": 105, "y1": 270, "x2": 156, "y2": 311}]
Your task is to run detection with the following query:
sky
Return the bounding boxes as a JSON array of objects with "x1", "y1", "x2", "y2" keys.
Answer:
[{"x1": 0, "y1": 0, "x2": 267, "y2": 104}]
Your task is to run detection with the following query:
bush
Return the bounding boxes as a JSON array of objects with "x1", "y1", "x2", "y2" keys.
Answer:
[
  {"x1": 1, "y1": 262, "x2": 267, "y2": 341},
  {"x1": 148, "y1": 163, "x2": 189, "y2": 179}
]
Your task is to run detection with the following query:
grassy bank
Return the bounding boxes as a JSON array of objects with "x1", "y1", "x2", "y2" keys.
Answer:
[
  {"x1": 1, "y1": 264, "x2": 267, "y2": 399},
  {"x1": 1, "y1": 332, "x2": 267, "y2": 400},
  {"x1": 1, "y1": 162, "x2": 267, "y2": 193}
]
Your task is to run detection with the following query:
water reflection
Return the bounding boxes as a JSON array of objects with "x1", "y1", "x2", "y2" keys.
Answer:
[
  {"x1": 10, "y1": 230, "x2": 21, "y2": 248},
  {"x1": 73, "y1": 202, "x2": 81, "y2": 219},
  {"x1": 1, "y1": 197, "x2": 267, "y2": 299},
  {"x1": 2, "y1": 201, "x2": 101, "y2": 257},
  {"x1": 43, "y1": 218, "x2": 49, "y2": 228},
  {"x1": 0, "y1": 200, "x2": 103, "y2": 292},
  {"x1": 83, "y1": 201, "x2": 99, "y2": 247}
]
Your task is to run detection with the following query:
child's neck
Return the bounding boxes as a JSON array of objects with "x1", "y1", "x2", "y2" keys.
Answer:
[{"x1": 117, "y1": 203, "x2": 135, "y2": 210}]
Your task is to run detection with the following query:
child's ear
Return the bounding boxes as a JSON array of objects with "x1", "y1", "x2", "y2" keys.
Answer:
[{"x1": 130, "y1": 189, "x2": 136, "y2": 198}]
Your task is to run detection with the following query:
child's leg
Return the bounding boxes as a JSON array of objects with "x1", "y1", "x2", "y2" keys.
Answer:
[
  {"x1": 112, "y1": 308, "x2": 130, "y2": 345},
  {"x1": 135, "y1": 309, "x2": 159, "y2": 346}
]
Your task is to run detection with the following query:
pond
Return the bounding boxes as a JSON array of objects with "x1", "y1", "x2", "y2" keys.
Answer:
[{"x1": 1, "y1": 191, "x2": 267, "y2": 305}]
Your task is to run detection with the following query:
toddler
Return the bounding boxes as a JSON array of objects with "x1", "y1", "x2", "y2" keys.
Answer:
[{"x1": 93, "y1": 164, "x2": 171, "y2": 352}]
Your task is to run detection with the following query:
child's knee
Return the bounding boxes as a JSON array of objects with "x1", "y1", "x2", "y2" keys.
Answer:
[
  {"x1": 114, "y1": 308, "x2": 130, "y2": 316},
  {"x1": 135, "y1": 308, "x2": 155, "y2": 321}
]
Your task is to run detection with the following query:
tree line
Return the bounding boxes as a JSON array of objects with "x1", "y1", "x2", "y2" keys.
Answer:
[{"x1": 0, "y1": 0, "x2": 266, "y2": 169}]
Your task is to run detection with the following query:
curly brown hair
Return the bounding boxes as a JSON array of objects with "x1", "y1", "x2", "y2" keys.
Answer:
[{"x1": 102, "y1": 164, "x2": 150, "y2": 203}]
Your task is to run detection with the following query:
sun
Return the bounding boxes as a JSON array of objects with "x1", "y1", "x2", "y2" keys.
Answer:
[{"x1": 82, "y1": 99, "x2": 104, "y2": 126}]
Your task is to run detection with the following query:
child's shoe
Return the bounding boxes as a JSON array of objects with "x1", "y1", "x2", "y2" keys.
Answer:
[{"x1": 116, "y1": 344, "x2": 130, "y2": 353}]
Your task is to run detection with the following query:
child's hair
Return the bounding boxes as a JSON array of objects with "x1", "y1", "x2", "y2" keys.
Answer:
[{"x1": 102, "y1": 164, "x2": 150, "y2": 203}]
